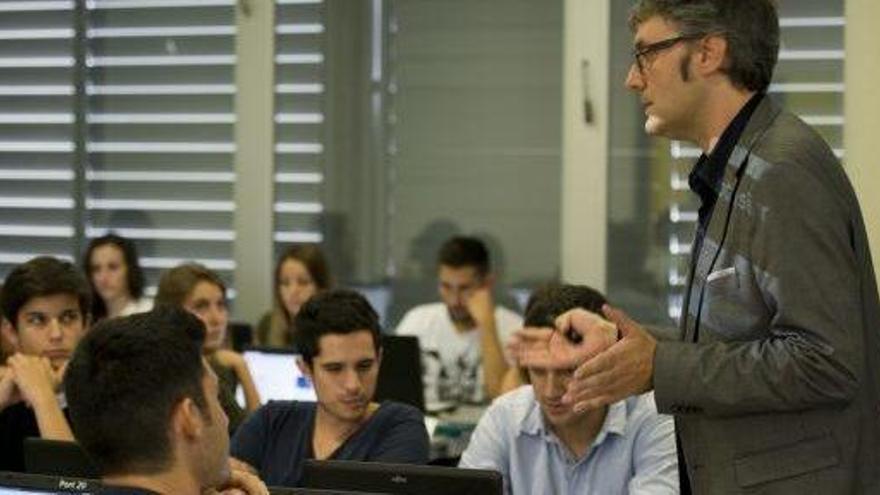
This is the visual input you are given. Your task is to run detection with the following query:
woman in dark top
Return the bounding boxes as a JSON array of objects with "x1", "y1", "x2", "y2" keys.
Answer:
[{"x1": 155, "y1": 263, "x2": 260, "y2": 434}]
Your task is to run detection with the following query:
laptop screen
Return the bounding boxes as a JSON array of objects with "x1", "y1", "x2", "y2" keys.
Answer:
[{"x1": 235, "y1": 348, "x2": 316, "y2": 406}]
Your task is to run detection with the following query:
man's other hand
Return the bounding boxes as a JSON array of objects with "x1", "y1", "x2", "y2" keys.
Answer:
[{"x1": 562, "y1": 305, "x2": 657, "y2": 413}]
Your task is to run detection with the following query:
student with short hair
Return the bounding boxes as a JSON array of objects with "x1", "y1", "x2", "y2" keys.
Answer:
[
  {"x1": 155, "y1": 263, "x2": 260, "y2": 434},
  {"x1": 232, "y1": 289, "x2": 429, "y2": 487},
  {"x1": 395, "y1": 236, "x2": 521, "y2": 404},
  {"x1": 64, "y1": 307, "x2": 267, "y2": 495},
  {"x1": 460, "y1": 284, "x2": 678, "y2": 494},
  {"x1": 0, "y1": 256, "x2": 91, "y2": 471}
]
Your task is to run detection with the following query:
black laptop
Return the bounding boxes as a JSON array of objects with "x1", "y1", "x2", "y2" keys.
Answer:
[
  {"x1": 0, "y1": 471, "x2": 99, "y2": 494},
  {"x1": 301, "y1": 460, "x2": 502, "y2": 495},
  {"x1": 374, "y1": 336, "x2": 425, "y2": 412},
  {"x1": 23, "y1": 439, "x2": 99, "y2": 479},
  {"x1": 0, "y1": 470, "x2": 363, "y2": 495}
]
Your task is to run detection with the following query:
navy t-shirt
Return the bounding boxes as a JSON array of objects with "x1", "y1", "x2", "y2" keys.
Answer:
[
  {"x1": 230, "y1": 400, "x2": 429, "y2": 487},
  {"x1": 0, "y1": 402, "x2": 58, "y2": 472}
]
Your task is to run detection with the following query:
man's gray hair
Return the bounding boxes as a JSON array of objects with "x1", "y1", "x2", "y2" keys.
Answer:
[{"x1": 629, "y1": 0, "x2": 779, "y2": 92}]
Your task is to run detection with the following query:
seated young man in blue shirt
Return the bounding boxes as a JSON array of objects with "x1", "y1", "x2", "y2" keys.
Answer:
[
  {"x1": 64, "y1": 308, "x2": 267, "y2": 495},
  {"x1": 231, "y1": 289, "x2": 430, "y2": 487},
  {"x1": 460, "y1": 284, "x2": 678, "y2": 494}
]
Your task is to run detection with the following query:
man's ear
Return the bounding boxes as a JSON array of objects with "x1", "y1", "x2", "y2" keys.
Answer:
[
  {"x1": 1, "y1": 318, "x2": 19, "y2": 351},
  {"x1": 695, "y1": 34, "x2": 728, "y2": 76},
  {"x1": 173, "y1": 397, "x2": 205, "y2": 441},
  {"x1": 482, "y1": 273, "x2": 496, "y2": 289}
]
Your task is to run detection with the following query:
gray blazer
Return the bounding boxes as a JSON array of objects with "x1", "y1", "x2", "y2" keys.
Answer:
[{"x1": 653, "y1": 97, "x2": 880, "y2": 493}]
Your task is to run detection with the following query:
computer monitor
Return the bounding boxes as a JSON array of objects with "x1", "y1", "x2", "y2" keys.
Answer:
[
  {"x1": 0, "y1": 471, "x2": 99, "y2": 494},
  {"x1": 301, "y1": 460, "x2": 502, "y2": 495},
  {"x1": 236, "y1": 347, "x2": 316, "y2": 406},
  {"x1": 23, "y1": 439, "x2": 99, "y2": 479}
]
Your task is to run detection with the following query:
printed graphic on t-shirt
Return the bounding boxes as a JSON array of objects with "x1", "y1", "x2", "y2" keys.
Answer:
[{"x1": 423, "y1": 347, "x2": 484, "y2": 404}]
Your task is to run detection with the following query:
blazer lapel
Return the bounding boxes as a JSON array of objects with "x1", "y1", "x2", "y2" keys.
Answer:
[{"x1": 681, "y1": 96, "x2": 783, "y2": 342}]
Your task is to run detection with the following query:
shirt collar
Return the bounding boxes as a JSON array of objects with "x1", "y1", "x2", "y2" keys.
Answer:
[
  {"x1": 689, "y1": 92, "x2": 764, "y2": 199},
  {"x1": 519, "y1": 397, "x2": 629, "y2": 447}
]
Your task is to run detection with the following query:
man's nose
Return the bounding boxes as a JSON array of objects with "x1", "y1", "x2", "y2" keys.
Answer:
[
  {"x1": 450, "y1": 288, "x2": 465, "y2": 305},
  {"x1": 625, "y1": 63, "x2": 643, "y2": 91},
  {"x1": 48, "y1": 318, "x2": 64, "y2": 341},
  {"x1": 548, "y1": 372, "x2": 569, "y2": 394},
  {"x1": 342, "y1": 369, "x2": 362, "y2": 392},
  {"x1": 207, "y1": 307, "x2": 223, "y2": 325}
]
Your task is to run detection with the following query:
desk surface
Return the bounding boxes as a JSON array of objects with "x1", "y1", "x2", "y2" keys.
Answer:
[{"x1": 426, "y1": 404, "x2": 487, "y2": 461}]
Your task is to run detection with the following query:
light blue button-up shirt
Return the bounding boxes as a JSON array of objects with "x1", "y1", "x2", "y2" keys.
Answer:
[{"x1": 459, "y1": 387, "x2": 678, "y2": 494}]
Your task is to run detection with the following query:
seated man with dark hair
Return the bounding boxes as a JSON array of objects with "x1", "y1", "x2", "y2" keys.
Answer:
[
  {"x1": 460, "y1": 284, "x2": 678, "y2": 494},
  {"x1": 396, "y1": 235, "x2": 522, "y2": 404},
  {"x1": 0, "y1": 256, "x2": 90, "y2": 471},
  {"x1": 63, "y1": 307, "x2": 267, "y2": 495},
  {"x1": 231, "y1": 289, "x2": 430, "y2": 487}
]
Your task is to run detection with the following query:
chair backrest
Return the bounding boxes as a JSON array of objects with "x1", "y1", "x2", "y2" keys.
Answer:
[{"x1": 374, "y1": 335, "x2": 425, "y2": 412}]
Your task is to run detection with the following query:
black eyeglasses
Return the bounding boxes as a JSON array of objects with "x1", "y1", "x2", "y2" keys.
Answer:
[{"x1": 631, "y1": 34, "x2": 701, "y2": 74}]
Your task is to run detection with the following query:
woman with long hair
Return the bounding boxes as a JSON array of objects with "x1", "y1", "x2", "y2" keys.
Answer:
[
  {"x1": 155, "y1": 263, "x2": 260, "y2": 434},
  {"x1": 83, "y1": 234, "x2": 151, "y2": 321},
  {"x1": 256, "y1": 244, "x2": 331, "y2": 348}
]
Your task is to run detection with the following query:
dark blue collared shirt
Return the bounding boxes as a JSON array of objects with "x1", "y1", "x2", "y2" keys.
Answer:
[{"x1": 688, "y1": 93, "x2": 764, "y2": 260}]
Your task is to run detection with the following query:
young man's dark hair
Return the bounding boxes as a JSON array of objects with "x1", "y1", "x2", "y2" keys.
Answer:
[
  {"x1": 436, "y1": 236, "x2": 490, "y2": 277},
  {"x1": 64, "y1": 307, "x2": 208, "y2": 475},
  {"x1": 0, "y1": 256, "x2": 91, "y2": 329},
  {"x1": 628, "y1": 0, "x2": 779, "y2": 92},
  {"x1": 293, "y1": 289, "x2": 382, "y2": 366},
  {"x1": 524, "y1": 284, "x2": 608, "y2": 328}
]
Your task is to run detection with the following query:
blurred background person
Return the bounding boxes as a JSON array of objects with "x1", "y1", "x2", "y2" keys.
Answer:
[
  {"x1": 83, "y1": 234, "x2": 152, "y2": 322},
  {"x1": 256, "y1": 244, "x2": 331, "y2": 348},
  {"x1": 156, "y1": 263, "x2": 260, "y2": 435}
]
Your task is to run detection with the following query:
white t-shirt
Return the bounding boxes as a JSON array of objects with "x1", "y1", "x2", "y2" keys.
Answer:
[
  {"x1": 119, "y1": 297, "x2": 153, "y2": 317},
  {"x1": 395, "y1": 302, "x2": 522, "y2": 405}
]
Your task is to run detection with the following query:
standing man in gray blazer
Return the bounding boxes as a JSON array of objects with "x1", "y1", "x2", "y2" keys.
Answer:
[{"x1": 515, "y1": 0, "x2": 880, "y2": 493}]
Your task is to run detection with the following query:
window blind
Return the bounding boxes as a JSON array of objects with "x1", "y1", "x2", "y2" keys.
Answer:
[
  {"x1": 83, "y1": 0, "x2": 238, "y2": 297},
  {"x1": 272, "y1": 0, "x2": 326, "y2": 254},
  {"x1": 0, "y1": 1, "x2": 76, "y2": 279}
]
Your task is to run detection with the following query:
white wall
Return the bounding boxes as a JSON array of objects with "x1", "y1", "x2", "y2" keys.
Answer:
[
  {"x1": 233, "y1": 2, "x2": 275, "y2": 323},
  {"x1": 560, "y1": 0, "x2": 609, "y2": 290},
  {"x1": 845, "y1": 0, "x2": 880, "y2": 287}
]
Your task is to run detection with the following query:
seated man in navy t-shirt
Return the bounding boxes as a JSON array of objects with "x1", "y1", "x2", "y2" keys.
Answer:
[
  {"x1": 0, "y1": 257, "x2": 90, "y2": 472},
  {"x1": 231, "y1": 289, "x2": 430, "y2": 487}
]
